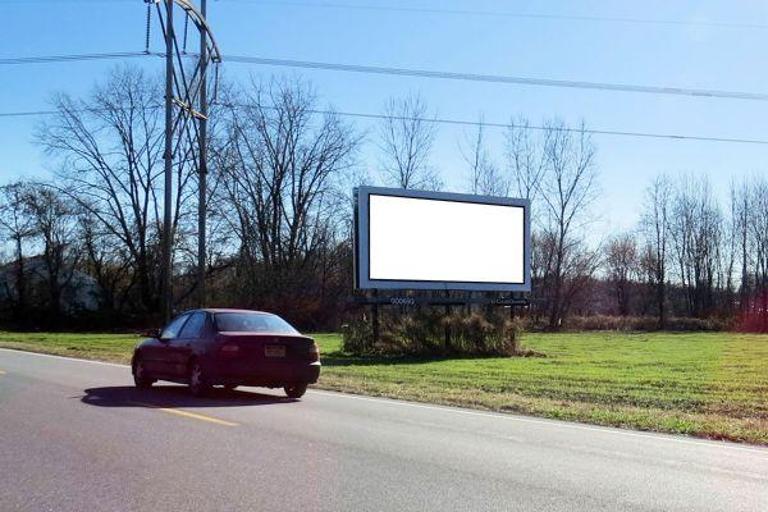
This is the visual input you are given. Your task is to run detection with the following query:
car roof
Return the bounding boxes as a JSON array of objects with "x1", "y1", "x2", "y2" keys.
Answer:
[{"x1": 184, "y1": 308, "x2": 275, "y2": 315}]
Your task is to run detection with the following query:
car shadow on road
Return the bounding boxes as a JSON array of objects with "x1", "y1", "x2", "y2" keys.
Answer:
[{"x1": 80, "y1": 386, "x2": 298, "y2": 409}]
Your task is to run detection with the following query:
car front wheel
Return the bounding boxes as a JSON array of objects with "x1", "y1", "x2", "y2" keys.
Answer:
[
  {"x1": 133, "y1": 357, "x2": 155, "y2": 389},
  {"x1": 188, "y1": 361, "x2": 211, "y2": 397},
  {"x1": 284, "y1": 384, "x2": 307, "y2": 399}
]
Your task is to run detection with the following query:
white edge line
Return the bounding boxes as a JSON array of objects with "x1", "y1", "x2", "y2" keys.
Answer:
[{"x1": 2, "y1": 347, "x2": 766, "y2": 455}]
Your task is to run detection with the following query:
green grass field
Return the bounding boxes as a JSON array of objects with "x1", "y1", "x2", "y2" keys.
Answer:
[{"x1": 1, "y1": 330, "x2": 767, "y2": 445}]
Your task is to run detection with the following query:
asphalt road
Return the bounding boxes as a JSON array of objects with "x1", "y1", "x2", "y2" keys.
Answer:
[{"x1": 1, "y1": 348, "x2": 766, "y2": 512}]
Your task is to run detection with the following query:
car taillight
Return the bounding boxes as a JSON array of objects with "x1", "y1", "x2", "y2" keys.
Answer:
[
  {"x1": 308, "y1": 342, "x2": 319, "y2": 361},
  {"x1": 220, "y1": 343, "x2": 240, "y2": 355}
]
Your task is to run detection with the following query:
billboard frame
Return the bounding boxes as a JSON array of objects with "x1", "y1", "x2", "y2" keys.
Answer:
[{"x1": 354, "y1": 186, "x2": 531, "y2": 292}]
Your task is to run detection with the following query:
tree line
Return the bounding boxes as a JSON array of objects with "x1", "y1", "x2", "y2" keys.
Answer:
[{"x1": 0, "y1": 65, "x2": 764, "y2": 331}]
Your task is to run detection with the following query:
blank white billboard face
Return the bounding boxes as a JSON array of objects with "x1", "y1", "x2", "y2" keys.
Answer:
[{"x1": 367, "y1": 194, "x2": 526, "y2": 285}]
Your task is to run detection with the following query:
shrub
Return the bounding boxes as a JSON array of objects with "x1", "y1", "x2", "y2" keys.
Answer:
[{"x1": 340, "y1": 320, "x2": 373, "y2": 354}]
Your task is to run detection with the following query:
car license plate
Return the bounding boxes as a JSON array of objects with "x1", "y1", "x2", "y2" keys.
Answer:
[{"x1": 265, "y1": 345, "x2": 286, "y2": 358}]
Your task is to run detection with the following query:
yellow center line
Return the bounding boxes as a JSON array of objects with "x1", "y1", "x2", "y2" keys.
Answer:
[{"x1": 129, "y1": 401, "x2": 239, "y2": 427}]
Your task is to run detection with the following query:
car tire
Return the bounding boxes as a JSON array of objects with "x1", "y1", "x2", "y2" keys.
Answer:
[
  {"x1": 188, "y1": 361, "x2": 211, "y2": 397},
  {"x1": 133, "y1": 357, "x2": 155, "y2": 389},
  {"x1": 284, "y1": 384, "x2": 307, "y2": 399}
]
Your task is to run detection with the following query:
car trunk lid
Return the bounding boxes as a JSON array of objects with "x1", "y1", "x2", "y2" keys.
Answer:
[{"x1": 217, "y1": 332, "x2": 318, "y2": 361}]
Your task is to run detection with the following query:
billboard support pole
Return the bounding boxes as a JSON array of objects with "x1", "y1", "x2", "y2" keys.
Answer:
[
  {"x1": 372, "y1": 289, "x2": 380, "y2": 347},
  {"x1": 443, "y1": 290, "x2": 450, "y2": 352}
]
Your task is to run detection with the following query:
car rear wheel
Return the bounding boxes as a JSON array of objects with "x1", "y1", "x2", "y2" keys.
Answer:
[
  {"x1": 188, "y1": 361, "x2": 211, "y2": 397},
  {"x1": 284, "y1": 384, "x2": 307, "y2": 399},
  {"x1": 133, "y1": 357, "x2": 155, "y2": 389}
]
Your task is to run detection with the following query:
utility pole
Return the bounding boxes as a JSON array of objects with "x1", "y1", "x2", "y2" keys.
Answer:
[
  {"x1": 197, "y1": 0, "x2": 208, "y2": 307},
  {"x1": 150, "y1": 0, "x2": 220, "y2": 321},
  {"x1": 162, "y1": 0, "x2": 174, "y2": 323}
]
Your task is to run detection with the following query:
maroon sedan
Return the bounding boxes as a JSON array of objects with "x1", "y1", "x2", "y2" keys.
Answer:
[{"x1": 132, "y1": 309, "x2": 320, "y2": 398}]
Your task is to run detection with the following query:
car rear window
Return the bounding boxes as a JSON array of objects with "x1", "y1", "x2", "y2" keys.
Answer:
[{"x1": 214, "y1": 312, "x2": 299, "y2": 334}]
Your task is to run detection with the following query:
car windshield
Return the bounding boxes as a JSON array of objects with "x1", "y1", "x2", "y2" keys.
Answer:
[{"x1": 214, "y1": 312, "x2": 298, "y2": 334}]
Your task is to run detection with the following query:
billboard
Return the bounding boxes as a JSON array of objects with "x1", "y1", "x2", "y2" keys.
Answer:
[{"x1": 354, "y1": 187, "x2": 531, "y2": 292}]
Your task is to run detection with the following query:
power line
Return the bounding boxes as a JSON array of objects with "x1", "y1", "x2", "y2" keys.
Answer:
[
  {"x1": 0, "y1": 109, "x2": 59, "y2": 118},
  {"x1": 0, "y1": 106, "x2": 164, "y2": 119},
  {"x1": 3, "y1": 105, "x2": 767, "y2": 146},
  {"x1": 0, "y1": 51, "x2": 151, "y2": 65},
  {"x1": 224, "y1": 55, "x2": 768, "y2": 102},
  {"x1": 7, "y1": 50, "x2": 768, "y2": 104},
  {"x1": 302, "y1": 108, "x2": 768, "y2": 146},
  {"x1": 220, "y1": 0, "x2": 768, "y2": 31},
  {"x1": 0, "y1": 0, "x2": 133, "y2": 2}
]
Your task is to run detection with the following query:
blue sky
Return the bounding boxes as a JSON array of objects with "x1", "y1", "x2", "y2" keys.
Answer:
[{"x1": 2, "y1": 0, "x2": 768, "y2": 235}]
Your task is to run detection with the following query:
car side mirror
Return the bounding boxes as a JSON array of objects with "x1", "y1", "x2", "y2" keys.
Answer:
[{"x1": 142, "y1": 328, "x2": 161, "y2": 339}]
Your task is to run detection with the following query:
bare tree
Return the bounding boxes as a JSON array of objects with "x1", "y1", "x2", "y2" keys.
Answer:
[
  {"x1": 0, "y1": 181, "x2": 35, "y2": 318},
  {"x1": 21, "y1": 184, "x2": 80, "y2": 320},
  {"x1": 640, "y1": 175, "x2": 672, "y2": 327},
  {"x1": 747, "y1": 178, "x2": 768, "y2": 328},
  {"x1": 721, "y1": 179, "x2": 743, "y2": 315},
  {"x1": 606, "y1": 233, "x2": 638, "y2": 316},
  {"x1": 377, "y1": 93, "x2": 441, "y2": 190},
  {"x1": 733, "y1": 179, "x2": 751, "y2": 309},
  {"x1": 36, "y1": 66, "x2": 196, "y2": 315},
  {"x1": 460, "y1": 118, "x2": 507, "y2": 196},
  {"x1": 668, "y1": 175, "x2": 723, "y2": 317},
  {"x1": 505, "y1": 116, "x2": 547, "y2": 205},
  {"x1": 537, "y1": 119, "x2": 600, "y2": 329},
  {"x1": 77, "y1": 210, "x2": 132, "y2": 314},
  {"x1": 215, "y1": 78, "x2": 358, "y2": 321}
]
